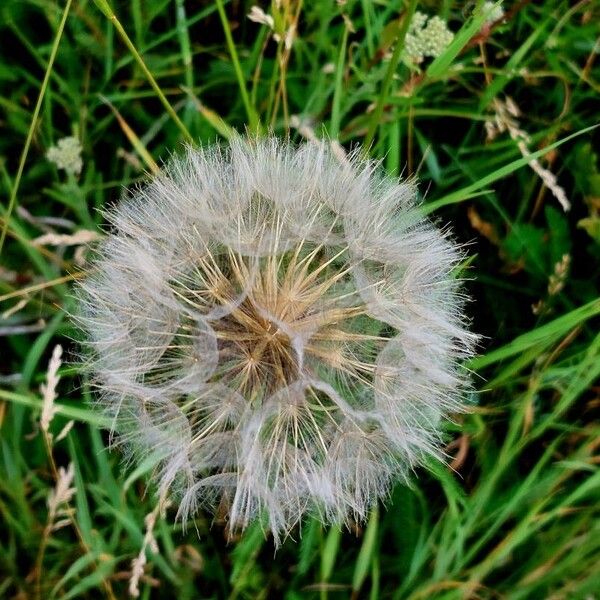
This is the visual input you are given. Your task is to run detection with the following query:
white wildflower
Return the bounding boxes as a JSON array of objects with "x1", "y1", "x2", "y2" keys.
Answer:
[
  {"x1": 482, "y1": 1, "x2": 505, "y2": 24},
  {"x1": 46, "y1": 136, "x2": 83, "y2": 176},
  {"x1": 273, "y1": 26, "x2": 296, "y2": 49},
  {"x1": 247, "y1": 6, "x2": 274, "y2": 29},
  {"x1": 421, "y1": 16, "x2": 454, "y2": 57},
  {"x1": 283, "y1": 24, "x2": 296, "y2": 50},
  {"x1": 404, "y1": 11, "x2": 454, "y2": 64},
  {"x1": 77, "y1": 137, "x2": 475, "y2": 545}
]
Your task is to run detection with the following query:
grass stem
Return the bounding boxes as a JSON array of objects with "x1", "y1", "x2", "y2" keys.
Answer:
[
  {"x1": 0, "y1": 0, "x2": 74, "y2": 256},
  {"x1": 93, "y1": 1, "x2": 194, "y2": 144},
  {"x1": 363, "y1": 0, "x2": 418, "y2": 153},
  {"x1": 215, "y1": 0, "x2": 260, "y2": 133}
]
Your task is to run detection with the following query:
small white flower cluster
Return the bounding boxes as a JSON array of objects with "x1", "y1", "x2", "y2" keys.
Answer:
[
  {"x1": 482, "y1": 1, "x2": 505, "y2": 24},
  {"x1": 78, "y1": 138, "x2": 475, "y2": 544},
  {"x1": 247, "y1": 5, "x2": 295, "y2": 49},
  {"x1": 46, "y1": 136, "x2": 83, "y2": 176},
  {"x1": 404, "y1": 11, "x2": 454, "y2": 64}
]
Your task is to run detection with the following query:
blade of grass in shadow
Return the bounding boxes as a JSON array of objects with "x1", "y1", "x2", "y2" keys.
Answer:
[
  {"x1": 181, "y1": 86, "x2": 236, "y2": 140},
  {"x1": 529, "y1": 332, "x2": 600, "y2": 441},
  {"x1": 91, "y1": 0, "x2": 193, "y2": 144},
  {"x1": 329, "y1": 21, "x2": 349, "y2": 140},
  {"x1": 229, "y1": 521, "x2": 265, "y2": 599},
  {"x1": 0, "y1": 0, "x2": 73, "y2": 256},
  {"x1": 0, "y1": 213, "x2": 63, "y2": 280},
  {"x1": 49, "y1": 552, "x2": 103, "y2": 599},
  {"x1": 352, "y1": 506, "x2": 379, "y2": 598},
  {"x1": 0, "y1": 389, "x2": 110, "y2": 427},
  {"x1": 320, "y1": 525, "x2": 342, "y2": 600},
  {"x1": 174, "y1": 0, "x2": 194, "y2": 108},
  {"x1": 469, "y1": 298, "x2": 600, "y2": 371},
  {"x1": 467, "y1": 468, "x2": 600, "y2": 587},
  {"x1": 478, "y1": 16, "x2": 551, "y2": 110},
  {"x1": 296, "y1": 518, "x2": 320, "y2": 578},
  {"x1": 363, "y1": 0, "x2": 418, "y2": 152},
  {"x1": 100, "y1": 95, "x2": 160, "y2": 174},
  {"x1": 425, "y1": 2, "x2": 490, "y2": 79},
  {"x1": 214, "y1": 0, "x2": 260, "y2": 133},
  {"x1": 460, "y1": 435, "x2": 564, "y2": 569},
  {"x1": 422, "y1": 125, "x2": 598, "y2": 214},
  {"x1": 0, "y1": 272, "x2": 85, "y2": 304},
  {"x1": 461, "y1": 336, "x2": 600, "y2": 557},
  {"x1": 55, "y1": 557, "x2": 117, "y2": 600},
  {"x1": 98, "y1": 501, "x2": 178, "y2": 582}
]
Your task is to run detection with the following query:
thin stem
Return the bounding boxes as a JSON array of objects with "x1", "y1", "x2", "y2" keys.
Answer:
[
  {"x1": 407, "y1": 102, "x2": 414, "y2": 175},
  {"x1": 271, "y1": 0, "x2": 303, "y2": 130},
  {"x1": 0, "y1": 271, "x2": 85, "y2": 303},
  {"x1": 250, "y1": 28, "x2": 270, "y2": 108},
  {"x1": 363, "y1": 0, "x2": 418, "y2": 153},
  {"x1": 330, "y1": 22, "x2": 349, "y2": 140},
  {"x1": 175, "y1": 0, "x2": 194, "y2": 92},
  {"x1": 0, "y1": 0, "x2": 74, "y2": 256},
  {"x1": 36, "y1": 431, "x2": 117, "y2": 600},
  {"x1": 266, "y1": 41, "x2": 283, "y2": 126},
  {"x1": 215, "y1": 0, "x2": 260, "y2": 133},
  {"x1": 95, "y1": 2, "x2": 194, "y2": 143}
]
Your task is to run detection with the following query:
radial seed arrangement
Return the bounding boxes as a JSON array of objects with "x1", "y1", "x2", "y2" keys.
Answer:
[{"x1": 78, "y1": 137, "x2": 474, "y2": 543}]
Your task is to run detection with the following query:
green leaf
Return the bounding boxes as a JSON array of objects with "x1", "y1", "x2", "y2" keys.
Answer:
[
  {"x1": 423, "y1": 125, "x2": 598, "y2": 214},
  {"x1": 91, "y1": 0, "x2": 113, "y2": 19},
  {"x1": 57, "y1": 556, "x2": 117, "y2": 600},
  {"x1": 352, "y1": 507, "x2": 379, "y2": 594},
  {"x1": 470, "y1": 298, "x2": 600, "y2": 370},
  {"x1": 503, "y1": 223, "x2": 546, "y2": 276},
  {"x1": 426, "y1": 8, "x2": 489, "y2": 79},
  {"x1": 545, "y1": 205, "x2": 571, "y2": 266},
  {"x1": 50, "y1": 552, "x2": 101, "y2": 599},
  {"x1": 320, "y1": 525, "x2": 342, "y2": 584}
]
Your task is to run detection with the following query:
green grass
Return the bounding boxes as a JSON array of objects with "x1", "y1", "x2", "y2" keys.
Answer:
[{"x1": 1, "y1": 0, "x2": 599, "y2": 598}]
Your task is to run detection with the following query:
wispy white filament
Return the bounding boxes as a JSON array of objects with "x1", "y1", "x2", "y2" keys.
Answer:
[{"x1": 77, "y1": 137, "x2": 475, "y2": 544}]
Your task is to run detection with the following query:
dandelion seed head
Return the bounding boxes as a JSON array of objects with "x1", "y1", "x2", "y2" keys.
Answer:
[{"x1": 77, "y1": 137, "x2": 475, "y2": 544}]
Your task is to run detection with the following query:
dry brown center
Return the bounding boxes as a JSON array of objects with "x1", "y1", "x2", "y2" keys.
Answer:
[
  {"x1": 172, "y1": 241, "x2": 379, "y2": 402},
  {"x1": 212, "y1": 296, "x2": 300, "y2": 398}
]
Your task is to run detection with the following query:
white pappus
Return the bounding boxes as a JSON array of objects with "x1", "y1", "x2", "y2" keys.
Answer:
[{"x1": 76, "y1": 137, "x2": 476, "y2": 545}]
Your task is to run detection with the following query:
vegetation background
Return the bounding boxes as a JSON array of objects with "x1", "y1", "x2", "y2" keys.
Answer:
[{"x1": 1, "y1": 0, "x2": 599, "y2": 598}]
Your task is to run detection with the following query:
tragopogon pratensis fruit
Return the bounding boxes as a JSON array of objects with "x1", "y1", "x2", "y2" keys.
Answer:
[{"x1": 77, "y1": 137, "x2": 475, "y2": 545}]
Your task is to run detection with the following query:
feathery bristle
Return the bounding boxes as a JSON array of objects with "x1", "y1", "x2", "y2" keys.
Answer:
[{"x1": 76, "y1": 137, "x2": 475, "y2": 546}]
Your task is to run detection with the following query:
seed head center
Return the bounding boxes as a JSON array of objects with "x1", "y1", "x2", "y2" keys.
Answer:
[
  {"x1": 180, "y1": 242, "x2": 366, "y2": 402},
  {"x1": 214, "y1": 295, "x2": 299, "y2": 398}
]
